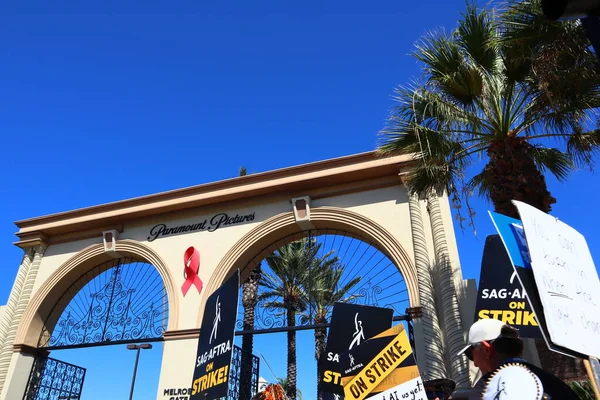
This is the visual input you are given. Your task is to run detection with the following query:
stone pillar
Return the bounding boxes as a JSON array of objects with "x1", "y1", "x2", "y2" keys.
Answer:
[
  {"x1": 426, "y1": 192, "x2": 470, "y2": 388},
  {"x1": 156, "y1": 333, "x2": 198, "y2": 400},
  {"x1": 0, "y1": 248, "x2": 34, "y2": 396},
  {"x1": 0, "y1": 351, "x2": 36, "y2": 400},
  {"x1": 0, "y1": 244, "x2": 46, "y2": 397},
  {"x1": 406, "y1": 189, "x2": 446, "y2": 380}
]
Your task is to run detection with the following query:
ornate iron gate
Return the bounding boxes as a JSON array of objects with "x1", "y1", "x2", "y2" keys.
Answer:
[
  {"x1": 229, "y1": 345, "x2": 259, "y2": 400},
  {"x1": 22, "y1": 258, "x2": 167, "y2": 399},
  {"x1": 23, "y1": 356, "x2": 86, "y2": 400}
]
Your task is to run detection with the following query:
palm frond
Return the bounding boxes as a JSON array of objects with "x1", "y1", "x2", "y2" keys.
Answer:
[
  {"x1": 261, "y1": 301, "x2": 286, "y2": 311},
  {"x1": 257, "y1": 291, "x2": 283, "y2": 302},
  {"x1": 336, "y1": 276, "x2": 362, "y2": 298},
  {"x1": 395, "y1": 84, "x2": 491, "y2": 132},
  {"x1": 465, "y1": 169, "x2": 493, "y2": 199},
  {"x1": 567, "y1": 128, "x2": 600, "y2": 168},
  {"x1": 413, "y1": 30, "x2": 463, "y2": 84},
  {"x1": 457, "y1": 2, "x2": 500, "y2": 73},
  {"x1": 527, "y1": 145, "x2": 574, "y2": 181}
]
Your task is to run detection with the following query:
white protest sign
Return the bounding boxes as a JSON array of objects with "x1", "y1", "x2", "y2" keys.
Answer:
[
  {"x1": 513, "y1": 201, "x2": 600, "y2": 359},
  {"x1": 367, "y1": 377, "x2": 427, "y2": 400}
]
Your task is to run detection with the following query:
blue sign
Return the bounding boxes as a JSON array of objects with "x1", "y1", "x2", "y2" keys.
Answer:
[{"x1": 488, "y1": 211, "x2": 532, "y2": 270}]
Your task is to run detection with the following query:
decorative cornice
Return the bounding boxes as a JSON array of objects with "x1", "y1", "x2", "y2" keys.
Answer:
[
  {"x1": 12, "y1": 343, "x2": 46, "y2": 356},
  {"x1": 13, "y1": 152, "x2": 412, "y2": 247},
  {"x1": 33, "y1": 244, "x2": 47, "y2": 256},
  {"x1": 13, "y1": 233, "x2": 48, "y2": 250},
  {"x1": 163, "y1": 328, "x2": 200, "y2": 341}
]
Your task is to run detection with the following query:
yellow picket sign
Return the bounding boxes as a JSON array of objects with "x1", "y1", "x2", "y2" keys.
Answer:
[{"x1": 343, "y1": 331, "x2": 412, "y2": 400}]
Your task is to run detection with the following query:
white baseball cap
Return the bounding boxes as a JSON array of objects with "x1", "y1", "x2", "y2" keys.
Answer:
[{"x1": 457, "y1": 318, "x2": 506, "y2": 356}]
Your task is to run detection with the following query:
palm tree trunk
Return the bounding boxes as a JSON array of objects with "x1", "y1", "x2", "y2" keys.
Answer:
[
  {"x1": 314, "y1": 315, "x2": 327, "y2": 400},
  {"x1": 240, "y1": 266, "x2": 262, "y2": 400},
  {"x1": 533, "y1": 338, "x2": 587, "y2": 384},
  {"x1": 286, "y1": 306, "x2": 297, "y2": 400},
  {"x1": 485, "y1": 137, "x2": 556, "y2": 219},
  {"x1": 486, "y1": 137, "x2": 586, "y2": 381}
]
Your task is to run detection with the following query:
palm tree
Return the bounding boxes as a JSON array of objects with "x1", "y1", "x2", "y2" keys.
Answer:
[
  {"x1": 378, "y1": 1, "x2": 598, "y2": 381},
  {"x1": 301, "y1": 264, "x2": 361, "y2": 400},
  {"x1": 502, "y1": 3, "x2": 600, "y2": 381},
  {"x1": 239, "y1": 165, "x2": 261, "y2": 400},
  {"x1": 276, "y1": 377, "x2": 303, "y2": 400},
  {"x1": 501, "y1": 0, "x2": 600, "y2": 119},
  {"x1": 568, "y1": 380, "x2": 595, "y2": 400},
  {"x1": 258, "y1": 238, "x2": 330, "y2": 400},
  {"x1": 378, "y1": 2, "x2": 600, "y2": 221}
]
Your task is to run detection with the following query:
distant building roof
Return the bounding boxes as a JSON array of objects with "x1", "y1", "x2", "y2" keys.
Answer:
[{"x1": 258, "y1": 376, "x2": 269, "y2": 392}]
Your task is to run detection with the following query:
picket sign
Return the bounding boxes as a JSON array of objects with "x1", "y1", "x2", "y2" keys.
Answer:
[{"x1": 513, "y1": 201, "x2": 600, "y2": 359}]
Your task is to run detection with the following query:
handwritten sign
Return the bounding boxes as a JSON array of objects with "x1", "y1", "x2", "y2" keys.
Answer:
[
  {"x1": 367, "y1": 377, "x2": 427, "y2": 400},
  {"x1": 513, "y1": 201, "x2": 600, "y2": 359}
]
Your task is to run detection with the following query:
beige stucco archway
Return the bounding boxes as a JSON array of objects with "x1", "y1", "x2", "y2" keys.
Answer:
[
  {"x1": 199, "y1": 206, "x2": 419, "y2": 326},
  {"x1": 14, "y1": 239, "x2": 179, "y2": 348},
  {"x1": 1, "y1": 152, "x2": 476, "y2": 399}
]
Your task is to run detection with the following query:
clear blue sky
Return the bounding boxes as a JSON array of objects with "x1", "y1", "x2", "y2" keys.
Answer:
[{"x1": 2, "y1": 1, "x2": 600, "y2": 399}]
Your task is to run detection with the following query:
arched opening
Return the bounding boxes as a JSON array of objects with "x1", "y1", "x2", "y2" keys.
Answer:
[
  {"x1": 15, "y1": 240, "x2": 179, "y2": 349},
  {"x1": 235, "y1": 229, "x2": 411, "y2": 332},
  {"x1": 216, "y1": 219, "x2": 419, "y2": 400},
  {"x1": 203, "y1": 207, "x2": 419, "y2": 323},
  {"x1": 16, "y1": 242, "x2": 175, "y2": 400}
]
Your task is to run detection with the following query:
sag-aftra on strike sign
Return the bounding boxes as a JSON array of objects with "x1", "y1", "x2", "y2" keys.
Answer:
[
  {"x1": 190, "y1": 270, "x2": 240, "y2": 400},
  {"x1": 320, "y1": 303, "x2": 393, "y2": 399},
  {"x1": 473, "y1": 234, "x2": 540, "y2": 338},
  {"x1": 340, "y1": 325, "x2": 426, "y2": 400}
]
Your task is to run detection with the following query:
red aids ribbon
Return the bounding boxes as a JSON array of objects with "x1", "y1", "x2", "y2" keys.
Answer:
[{"x1": 182, "y1": 246, "x2": 203, "y2": 296}]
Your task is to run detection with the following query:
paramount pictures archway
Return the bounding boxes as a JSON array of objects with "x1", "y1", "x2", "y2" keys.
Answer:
[{"x1": 0, "y1": 152, "x2": 475, "y2": 400}]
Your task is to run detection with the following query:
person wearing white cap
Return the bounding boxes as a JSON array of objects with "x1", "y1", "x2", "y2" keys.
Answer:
[{"x1": 458, "y1": 318, "x2": 578, "y2": 400}]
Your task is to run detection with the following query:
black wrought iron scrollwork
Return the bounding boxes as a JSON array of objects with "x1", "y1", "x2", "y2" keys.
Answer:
[
  {"x1": 237, "y1": 295, "x2": 288, "y2": 332},
  {"x1": 351, "y1": 280, "x2": 406, "y2": 316},
  {"x1": 229, "y1": 345, "x2": 259, "y2": 400},
  {"x1": 253, "y1": 299, "x2": 286, "y2": 330},
  {"x1": 39, "y1": 258, "x2": 169, "y2": 349},
  {"x1": 23, "y1": 357, "x2": 86, "y2": 400},
  {"x1": 357, "y1": 282, "x2": 383, "y2": 305}
]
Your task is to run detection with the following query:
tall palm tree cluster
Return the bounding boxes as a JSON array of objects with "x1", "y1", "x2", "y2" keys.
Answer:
[
  {"x1": 241, "y1": 238, "x2": 360, "y2": 400},
  {"x1": 379, "y1": 0, "x2": 600, "y2": 225},
  {"x1": 378, "y1": 0, "x2": 599, "y2": 383}
]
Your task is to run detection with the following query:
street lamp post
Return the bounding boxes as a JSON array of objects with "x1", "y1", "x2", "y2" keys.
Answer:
[{"x1": 127, "y1": 343, "x2": 153, "y2": 400}]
